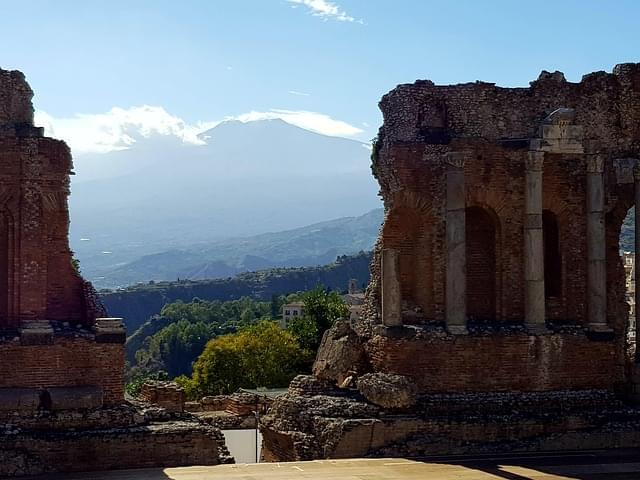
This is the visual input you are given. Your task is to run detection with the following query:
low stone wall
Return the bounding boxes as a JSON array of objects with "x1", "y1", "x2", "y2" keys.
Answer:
[
  {"x1": 0, "y1": 401, "x2": 233, "y2": 476},
  {"x1": 0, "y1": 335, "x2": 124, "y2": 405},
  {"x1": 0, "y1": 422, "x2": 228, "y2": 477},
  {"x1": 226, "y1": 392, "x2": 264, "y2": 416},
  {"x1": 260, "y1": 386, "x2": 640, "y2": 461},
  {"x1": 139, "y1": 381, "x2": 185, "y2": 412},
  {"x1": 184, "y1": 392, "x2": 271, "y2": 415},
  {"x1": 185, "y1": 395, "x2": 231, "y2": 412}
]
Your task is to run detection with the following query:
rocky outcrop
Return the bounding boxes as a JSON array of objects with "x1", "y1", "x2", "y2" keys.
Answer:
[
  {"x1": 312, "y1": 320, "x2": 369, "y2": 385},
  {"x1": 356, "y1": 373, "x2": 417, "y2": 409}
]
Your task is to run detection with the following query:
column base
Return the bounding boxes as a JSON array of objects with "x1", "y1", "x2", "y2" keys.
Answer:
[
  {"x1": 447, "y1": 325, "x2": 469, "y2": 335},
  {"x1": 525, "y1": 323, "x2": 550, "y2": 335}
]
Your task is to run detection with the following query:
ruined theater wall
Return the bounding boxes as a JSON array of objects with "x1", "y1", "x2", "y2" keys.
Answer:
[
  {"x1": 367, "y1": 333, "x2": 619, "y2": 393},
  {"x1": 0, "y1": 136, "x2": 91, "y2": 326},
  {"x1": 378, "y1": 66, "x2": 640, "y2": 149},
  {"x1": 370, "y1": 64, "x2": 640, "y2": 327},
  {"x1": 0, "y1": 337, "x2": 124, "y2": 405},
  {"x1": 380, "y1": 142, "x2": 595, "y2": 324}
]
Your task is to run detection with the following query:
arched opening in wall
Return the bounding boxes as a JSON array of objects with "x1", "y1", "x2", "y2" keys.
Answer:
[
  {"x1": 0, "y1": 214, "x2": 9, "y2": 326},
  {"x1": 466, "y1": 206, "x2": 497, "y2": 322},
  {"x1": 381, "y1": 205, "x2": 433, "y2": 322},
  {"x1": 543, "y1": 210, "x2": 562, "y2": 298}
]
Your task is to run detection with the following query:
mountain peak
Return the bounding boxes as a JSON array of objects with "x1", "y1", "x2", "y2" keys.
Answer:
[
  {"x1": 199, "y1": 118, "x2": 298, "y2": 140},
  {"x1": 198, "y1": 117, "x2": 365, "y2": 145}
]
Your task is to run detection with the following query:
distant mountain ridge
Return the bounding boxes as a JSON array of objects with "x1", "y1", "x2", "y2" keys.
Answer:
[{"x1": 90, "y1": 208, "x2": 383, "y2": 288}]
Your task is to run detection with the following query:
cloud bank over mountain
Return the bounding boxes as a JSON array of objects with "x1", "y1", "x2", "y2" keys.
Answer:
[{"x1": 35, "y1": 106, "x2": 364, "y2": 154}]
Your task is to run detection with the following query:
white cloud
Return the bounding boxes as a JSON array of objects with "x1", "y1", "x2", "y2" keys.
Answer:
[
  {"x1": 288, "y1": 90, "x2": 311, "y2": 96},
  {"x1": 232, "y1": 109, "x2": 363, "y2": 138},
  {"x1": 35, "y1": 106, "x2": 219, "y2": 154},
  {"x1": 288, "y1": 0, "x2": 363, "y2": 23},
  {"x1": 35, "y1": 106, "x2": 363, "y2": 154}
]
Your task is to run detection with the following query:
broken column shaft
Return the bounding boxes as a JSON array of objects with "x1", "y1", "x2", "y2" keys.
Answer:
[
  {"x1": 586, "y1": 154, "x2": 608, "y2": 331},
  {"x1": 524, "y1": 150, "x2": 546, "y2": 333},
  {"x1": 445, "y1": 151, "x2": 468, "y2": 335}
]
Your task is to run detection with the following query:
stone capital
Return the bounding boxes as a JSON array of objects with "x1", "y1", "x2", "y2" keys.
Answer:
[
  {"x1": 525, "y1": 151, "x2": 544, "y2": 171},
  {"x1": 586, "y1": 154, "x2": 605, "y2": 174},
  {"x1": 445, "y1": 151, "x2": 470, "y2": 170}
]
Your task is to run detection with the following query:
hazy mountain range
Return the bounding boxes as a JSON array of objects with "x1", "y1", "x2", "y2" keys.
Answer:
[
  {"x1": 68, "y1": 119, "x2": 382, "y2": 288},
  {"x1": 89, "y1": 208, "x2": 383, "y2": 289}
]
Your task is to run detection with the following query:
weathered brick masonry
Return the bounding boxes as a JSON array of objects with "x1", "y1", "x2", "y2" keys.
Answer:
[
  {"x1": 0, "y1": 68, "x2": 124, "y2": 405},
  {"x1": 261, "y1": 63, "x2": 640, "y2": 460},
  {"x1": 362, "y1": 63, "x2": 640, "y2": 393},
  {"x1": 367, "y1": 333, "x2": 616, "y2": 392},
  {"x1": 0, "y1": 337, "x2": 124, "y2": 404}
]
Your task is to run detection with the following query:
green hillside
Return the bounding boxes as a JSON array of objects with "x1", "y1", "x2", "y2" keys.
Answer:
[{"x1": 101, "y1": 250, "x2": 372, "y2": 334}]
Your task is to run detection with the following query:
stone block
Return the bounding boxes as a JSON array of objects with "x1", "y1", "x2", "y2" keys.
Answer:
[
  {"x1": 614, "y1": 158, "x2": 637, "y2": 184},
  {"x1": 313, "y1": 320, "x2": 367, "y2": 385},
  {"x1": 356, "y1": 373, "x2": 417, "y2": 409},
  {"x1": 0, "y1": 388, "x2": 40, "y2": 412},
  {"x1": 94, "y1": 317, "x2": 126, "y2": 344},
  {"x1": 184, "y1": 401, "x2": 202, "y2": 412},
  {"x1": 19, "y1": 321, "x2": 54, "y2": 345},
  {"x1": 47, "y1": 386, "x2": 104, "y2": 411}
]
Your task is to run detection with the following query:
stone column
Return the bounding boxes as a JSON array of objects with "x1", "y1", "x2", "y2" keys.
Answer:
[
  {"x1": 634, "y1": 161, "x2": 640, "y2": 360},
  {"x1": 381, "y1": 248, "x2": 402, "y2": 327},
  {"x1": 586, "y1": 154, "x2": 609, "y2": 331},
  {"x1": 524, "y1": 151, "x2": 547, "y2": 333},
  {"x1": 446, "y1": 151, "x2": 467, "y2": 335}
]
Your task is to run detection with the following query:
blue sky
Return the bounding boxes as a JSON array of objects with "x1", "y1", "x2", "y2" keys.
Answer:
[{"x1": 1, "y1": 0, "x2": 639, "y2": 151}]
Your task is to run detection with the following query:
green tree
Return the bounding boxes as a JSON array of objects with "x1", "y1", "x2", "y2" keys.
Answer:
[
  {"x1": 182, "y1": 320, "x2": 309, "y2": 398},
  {"x1": 131, "y1": 297, "x2": 272, "y2": 378},
  {"x1": 287, "y1": 286, "x2": 349, "y2": 351},
  {"x1": 286, "y1": 316, "x2": 318, "y2": 351}
]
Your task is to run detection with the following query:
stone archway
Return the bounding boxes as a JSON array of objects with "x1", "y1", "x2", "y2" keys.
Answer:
[{"x1": 466, "y1": 206, "x2": 497, "y2": 322}]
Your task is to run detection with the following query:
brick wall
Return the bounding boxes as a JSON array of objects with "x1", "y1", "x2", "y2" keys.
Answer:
[
  {"x1": 360, "y1": 64, "x2": 640, "y2": 393},
  {"x1": 0, "y1": 337, "x2": 124, "y2": 405},
  {"x1": 367, "y1": 332, "x2": 619, "y2": 393}
]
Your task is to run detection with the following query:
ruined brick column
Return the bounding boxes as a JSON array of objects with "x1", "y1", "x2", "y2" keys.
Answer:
[
  {"x1": 381, "y1": 248, "x2": 402, "y2": 327},
  {"x1": 446, "y1": 151, "x2": 467, "y2": 335},
  {"x1": 586, "y1": 154, "x2": 609, "y2": 331},
  {"x1": 524, "y1": 151, "x2": 546, "y2": 333}
]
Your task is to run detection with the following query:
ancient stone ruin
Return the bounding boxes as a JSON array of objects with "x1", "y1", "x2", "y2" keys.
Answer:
[
  {"x1": 0, "y1": 69, "x2": 230, "y2": 476},
  {"x1": 261, "y1": 63, "x2": 640, "y2": 460},
  {"x1": 0, "y1": 70, "x2": 121, "y2": 402}
]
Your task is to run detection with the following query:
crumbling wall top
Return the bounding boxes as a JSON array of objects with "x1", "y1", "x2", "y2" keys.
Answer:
[
  {"x1": 0, "y1": 69, "x2": 34, "y2": 127},
  {"x1": 378, "y1": 62, "x2": 640, "y2": 149}
]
